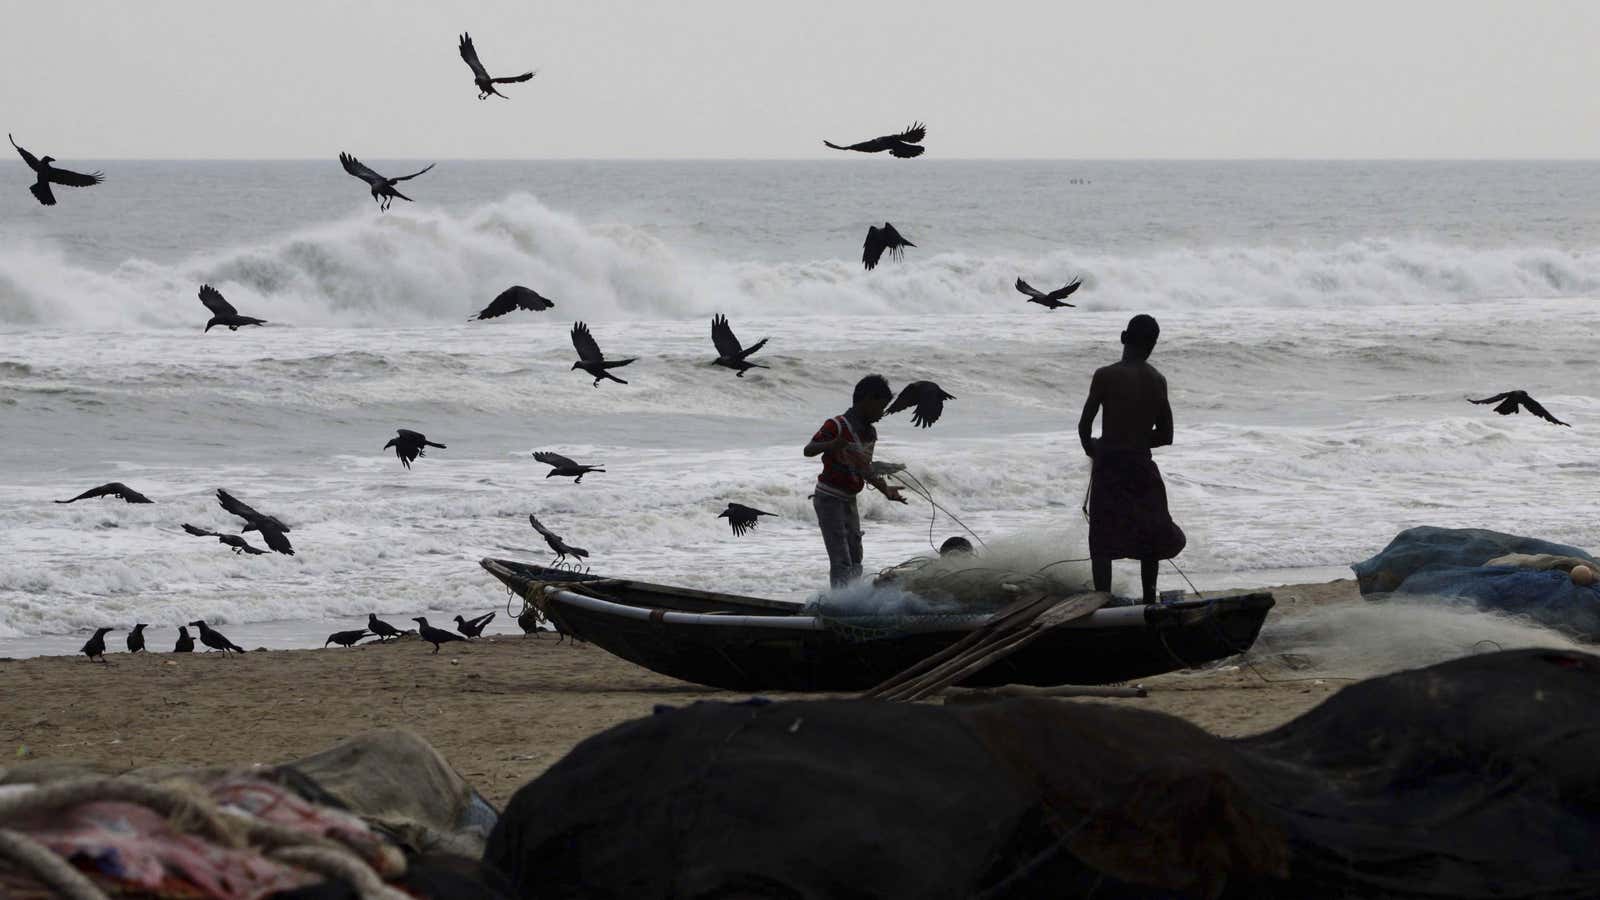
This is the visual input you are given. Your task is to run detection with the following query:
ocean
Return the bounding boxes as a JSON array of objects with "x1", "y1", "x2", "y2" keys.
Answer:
[{"x1": 3, "y1": 160, "x2": 1598, "y2": 656}]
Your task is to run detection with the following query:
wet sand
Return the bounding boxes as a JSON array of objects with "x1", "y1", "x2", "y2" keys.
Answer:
[{"x1": 0, "y1": 580, "x2": 1359, "y2": 806}]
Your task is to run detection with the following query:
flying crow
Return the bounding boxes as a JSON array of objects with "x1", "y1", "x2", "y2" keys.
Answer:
[
  {"x1": 56, "y1": 482, "x2": 153, "y2": 504},
  {"x1": 412, "y1": 616, "x2": 466, "y2": 654},
  {"x1": 887, "y1": 380, "x2": 955, "y2": 428},
  {"x1": 570, "y1": 321, "x2": 636, "y2": 386},
  {"x1": 459, "y1": 32, "x2": 536, "y2": 99},
  {"x1": 81, "y1": 627, "x2": 114, "y2": 663},
  {"x1": 325, "y1": 629, "x2": 370, "y2": 648},
  {"x1": 529, "y1": 513, "x2": 589, "y2": 563},
  {"x1": 1015, "y1": 277, "x2": 1082, "y2": 310},
  {"x1": 183, "y1": 523, "x2": 269, "y2": 555},
  {"x1": 862, "y1": 223, "x2": 914, "y2": 271},
  {"x1": 339, "y1": 152, "x2": 435, "y2": 211},
  {"x1": 823, "y1": 122, "x2": 926, "y2": 158},
  {"x1": 1468, "y1": 391, "x2": 1570, "y2": 427},
  {"x1": 126, "y1": 623, "x2": 148, "y2": 654},
  {"x1": 719, "y1": 502, "x2": 777, "y2": 537},
  {"x1": 385, "y1": 429, "x2": 446, "y2": 469},
  {"x1": 367, "y1": 613, "x2": 404, "y2": 642},
  {"x1": 710, "y1": 314, "x2": 769, "y2": 376},
  {"x1": 216, "y1": 489, "x2": 294, "y2": 555},
  {"x1": 532, "y1": 451, "x2": 604, "y2": 483},
  {"x1": 10, "y1": 134, "x2": 103, "y2": 206},
  {"x1": 189, "y1": 619, "x2": 246, "y2": 654},
  {"x1": 454, "y1": 611, "x2": 496, "y2": 638},
  {"x1": 174, "y1": 626, "x2": 195, "y2": 653},
  {"x1": 472, "y1": 285, "x2": 555, "y2": 320},
  {"x1": 198, "y1": 285, "x2": 267, "y2": 332}
]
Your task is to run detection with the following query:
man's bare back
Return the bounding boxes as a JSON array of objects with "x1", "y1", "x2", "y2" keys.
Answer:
[{"x1": 1082, "y1": 360, "x2": 1172, "y2": 455}]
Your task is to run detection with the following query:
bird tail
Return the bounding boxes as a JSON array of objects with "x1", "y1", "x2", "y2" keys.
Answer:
[
  {"x1": 392, "y1": 188, "x2": 414, "y2": 203},
  {"x1": 823, "y1": 141, "x2": 845, "y2": 150},
  {"x1": 229, "y1": 642, "x2": 246, "y2": 653}
]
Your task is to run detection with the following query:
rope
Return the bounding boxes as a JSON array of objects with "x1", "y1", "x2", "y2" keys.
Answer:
[
  {"x1": 887, "y1": 470, "x2": 990, "y2": 552},
  {"x1": 0, "y1": 829, "x2": 107, "y2": 900}
]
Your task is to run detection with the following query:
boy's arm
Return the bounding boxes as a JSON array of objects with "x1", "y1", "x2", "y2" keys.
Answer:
[
  {"x1": 1077, "y1": 371, "x2": 1102, "y2": 458},
  {"x1": 803, "y1": 419, "x2": 845, "y2": 457},
  {"x1": 1151, "y1": 375, "x2": 1174, "y2": 448}
]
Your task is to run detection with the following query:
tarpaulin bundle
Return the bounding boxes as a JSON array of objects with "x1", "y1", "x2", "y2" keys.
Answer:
[{"x1": 486, "y1": 650, "x2": 1600, "y2": 899}]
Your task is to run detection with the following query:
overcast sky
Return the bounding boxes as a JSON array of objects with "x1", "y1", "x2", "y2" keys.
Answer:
[{"x1": 4, "y1": 0, "x2": 1598, "y2": 159}]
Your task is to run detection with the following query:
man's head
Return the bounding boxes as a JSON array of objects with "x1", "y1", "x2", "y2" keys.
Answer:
[
  {"x1": 938, "y1": 536, "x2": 974, "y2": 556},
  {"x1": 1120, "y1": 314, "x2": 1160, "y2": 360},
  {"x1": 852, "y1": 374, "x2": 894, "y2": 421}
]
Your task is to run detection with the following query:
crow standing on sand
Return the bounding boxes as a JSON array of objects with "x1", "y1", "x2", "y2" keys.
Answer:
[
  {"x1": 1468, "y1": 391, "x2": 1571, "y2": 427},
  {"x1": 217, "y1": 489, "x2": 294, "y2": 555},
  {"x1": 823, "y1": 122, "x2": 927, "y2": 158},
  {"x1": 81, "y1": 627, "x2": 114, "y2": 663},
  {"x1": 412, "y1": 617, "x2": 466, "y2": 654},
  {"x1": 198, "y1": 285, "x2": 267, "y2": 332},
  {"x1": 56, "y1": 482, "x2": 153, "y2": 504},
  {"x1": 325, "y1": 629, "x2": 370, "y2": 648},
  {"x1": 189, "y1": 620, "x2": 246, "y2": 654},
  {"x1": 458, "y1": 33, "x2": 536, "y2": 99},
  {"x1": 10, "y1": 134, "x2": 103, "y2": 206},
  {"x1": 385, "y1": 429, "x2": 447, "y2": 469},
  {"x1": 862, "y1": 223, "x2": 914, "y2": 271},
  {"x1": 367, "y1": 613, "x2": 404, "y2": 642},
  {"x1": 339, "y1": 153, "x2": 435, "y2": 211},
  {"x1": 183, "y1": 523, "x2": 269, "y2": 555},
  {"x1": 719, "y1": 502, "x2": 777, "y2": 537},
  {"x1": 886, "y1": 380, "x2": 955, "y2": 428},
  {"x1": 471, "y1": 285, "x2": 556, "y2": 320},
  {"x1": 710, "y1": 314, "x2": 769, "y2": 376},
  {"x1": 126, "y1": 623, "x2": 148, "y2": 654},
  {"x1": 532, "y1": 451, "x2": 604, "y2": 483},
  {"x1": 455, "y1": 612, "x2": 496, "y2": 638},
  {"x1": 529, "y1": 513, "x2": 589, "y2": 563},
  {"x1": 570, "y1": 321, "x2": 636, "y2": 387},
  {"x1": 1015, "y1": 277, "x2": 1082, "y2": 310},
  {"x1": 174, "y1": 626, "x2": 195, "y2": 653}
]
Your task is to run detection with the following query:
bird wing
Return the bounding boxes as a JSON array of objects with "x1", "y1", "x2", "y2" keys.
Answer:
[
  {"x1": 492, "y1": 71, "x2": 536, "y2": 84},
  {"x1": 1046, "y1": 279, "x2": 1083, "y2": 302},
  {"x1": 1467, "y1": 393, "x2": 1512, "y2": 405},
  {"x1": 505, "y1": 285, "x2": 554, "y2": 311},
  {"x1": 887, "y1": 381, "x2": 955, "y2": 428},
  {"x1": 183, "y1": 523, "x2": 219, "y2": 538},
  {"x1": 571, "y1": 321, "x2": 604, "y2": 362},
  {"x1": 396, "y1": 428, "x2": 427, "y2": 442},
  {"x1": 887, "y1": 143, "x2": 926, "y2": 159},
  {"x1": 469, "y1": 611, "x2": 496, "y2": 628},
  {"x1": 1521, "y1": 395, "x2": 1570, "y2": 426},
  {"x1": 711, "y1": 314, "x2": 744, "y2": 358},
  {"x1": 458, "y1": 33, "x2": 491, "y2": 81},
  {"x1": 863, "y1": 226, "x2": 886, "y2": 270},
  {"x1": 390, "y1": 163, "x2": 435, "y2": 183},
  {"x1": 528, "y1": 513, "x2": 559, "y2": 541},
  {"x1": 114, "y1": 484, "x2": 153, "y2": 503},
  {"x1": 46, "y1": 166, "x2": 104, "y2": 188},
  {"x1": 339, "y1": 153, "x2": 387, "y2": 187},
  {"x1": 198, "y1": 285, "x2": 239, "y2": 318},
  {"x1": 1015, "y1": 278, "x2": 1045, "y2": 300},
  {"x1": 533, "y1": 450, "x2": 580, "y2": 469},
  {"x1": 897, "y1": 122, "x2": 927, "y2": 144},
  {"x1": 881, "y1": 223, "x2": 914, "y2": 249},
  {"x1": 216, "y1": 489, "x2": 291, "y2": 532},
  {"x1": 9, "y1": 134, "x2": 42, "y2": 172},
  {"x1": 826, "y1": 136, "x2": 888, "y2": 153},
  {"x1": 255, "y1": 522, "x2": 294, "y2": 555}
]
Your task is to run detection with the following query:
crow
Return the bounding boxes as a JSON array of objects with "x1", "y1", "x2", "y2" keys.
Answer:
[
  {"x1": 529, "y1": 513, "x2": 589, "y2": 563},
  {"x1": 570, "y1": 321, "x2": 636, "y2": 386},
  {"x1": 710, "y1": 314, "x2": 769, "y2": 376},
  {"x1": 189, "y1": 619, "x2": 245, "y2": 654},
  {"x1": 367, "y1": 613, "x2": 404, "y2": 642},
  {"x1": 183, "y1": 523, "x2": 269, "y2": 555},
  {"x1": 823, "y1": 122, "x2": 926, "y2": 158},
  {"x1": 126, "y1": 623, "x2": 148, "y2": 654},
  {"x1": 472, "y1": 285, "x2": 556, "y2": 320},
  {"x1": 325, "y1": 629, "x2": 370, "y2": 648},
  {"x1": 886, "y1": 380, "x2": 955, "y2": 428},
  {"x1": 532, "y1": 451, "x2": 604, "y2": 483},
  {"x1": 216, "y1": 489, "x2": 294, "y2": 555},
  {"x1": 174, "y1": 626, "x2": 195, "y2": 653},
  {"x1": 10, "y1": 134, "x2": 103, "y2": 206},
  {"x1": 516, "y1": 605, "x2": 546, "y2": 638},
  {"x1": 454, "y1": 611, "x2": 496, "y2": 639},
  {"x1": 56, "y1": 482, "x2": 153, "y2": 504},
  {"x1": 81, "y1": 627, "x2": 114, "y2": 663},
  {"x1": 1015, "y1": 277, "x2": 1082, "y2": 310},
  {"x1": 385, "y1": 429, "x2": 446, "y2": 469},
  {"x1": 862, "y1": 223, "x2": 914, "y2": 271},
  {"x1": 1468, "y1": 391, "x2": 1570, "y2": 427},
  {"x1": 412, "y1": 617, "x2": 466, "y2": 654},
  {"x1": 459, "y1": 32, "x2": 536, "y2": 99},
  {"x1": 719, "y1": 502, "x2": 776, "y2": 537},
  {"x1": 198, "y1": 285, "x2": 267, "y2": 332},
  {"x1": 339, "y1": 152, "x2": 435, "y2": 211}
]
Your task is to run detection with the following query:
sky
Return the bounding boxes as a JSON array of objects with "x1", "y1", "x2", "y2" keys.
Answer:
[{"x1": 3, "y1": 0, "x2": 1599, "y2": 159}]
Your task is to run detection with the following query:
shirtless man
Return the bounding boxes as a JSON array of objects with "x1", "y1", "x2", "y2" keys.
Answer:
[{"x1": 1077, "y1": 315, "x2": 1186, "y2": 603}]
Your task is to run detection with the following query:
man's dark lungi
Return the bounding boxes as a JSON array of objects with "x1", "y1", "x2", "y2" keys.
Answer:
[{"x1": 1088, "y1": 449, "x2": 1186, "y2": 560}]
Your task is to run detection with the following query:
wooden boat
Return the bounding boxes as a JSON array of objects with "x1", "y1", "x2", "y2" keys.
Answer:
[{"x1": 481, "y1": 558, "x2": 1275, "y2": 692}]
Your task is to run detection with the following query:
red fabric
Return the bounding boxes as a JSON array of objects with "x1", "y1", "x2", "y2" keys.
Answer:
[{"x1": 812, "y1": 417, "x2": 864, "y2": 496}]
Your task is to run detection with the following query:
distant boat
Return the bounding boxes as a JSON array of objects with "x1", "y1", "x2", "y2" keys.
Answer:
[{"x1": 480, "y1": 558, "x2": 1274, "y2": 692}]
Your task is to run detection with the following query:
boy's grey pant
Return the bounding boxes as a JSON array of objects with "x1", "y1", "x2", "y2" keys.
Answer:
[{"x1": 813, "y1": 492, "x2": 863, "y2": 588}]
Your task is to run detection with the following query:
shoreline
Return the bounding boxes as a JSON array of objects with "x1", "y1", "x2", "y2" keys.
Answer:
[{"x1": 0, "y1": 578, "x2": 1363, "y2": 806}]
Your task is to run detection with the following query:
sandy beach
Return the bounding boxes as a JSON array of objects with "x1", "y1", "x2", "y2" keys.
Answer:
[{"x1": 0, "y1": 580, "x2": 1359, "y2": 805}]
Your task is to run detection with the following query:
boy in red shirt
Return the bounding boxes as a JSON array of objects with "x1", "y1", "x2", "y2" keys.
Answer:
[{"x1": 803, "y1": 374, "x2": 906, "y2": 587}]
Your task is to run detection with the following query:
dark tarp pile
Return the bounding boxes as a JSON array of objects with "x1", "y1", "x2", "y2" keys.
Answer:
[
  {"x1": 1352, "y1": 526, "x2": 1600, "y2": 638},
  {"x1": 486, "y1": 650, "x2": 1600, "y2": 899}
]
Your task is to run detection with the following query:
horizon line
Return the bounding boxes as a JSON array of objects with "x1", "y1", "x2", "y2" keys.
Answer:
[{"x1": 27, "y1": 155, "x2": 1600, "y2": 163}]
